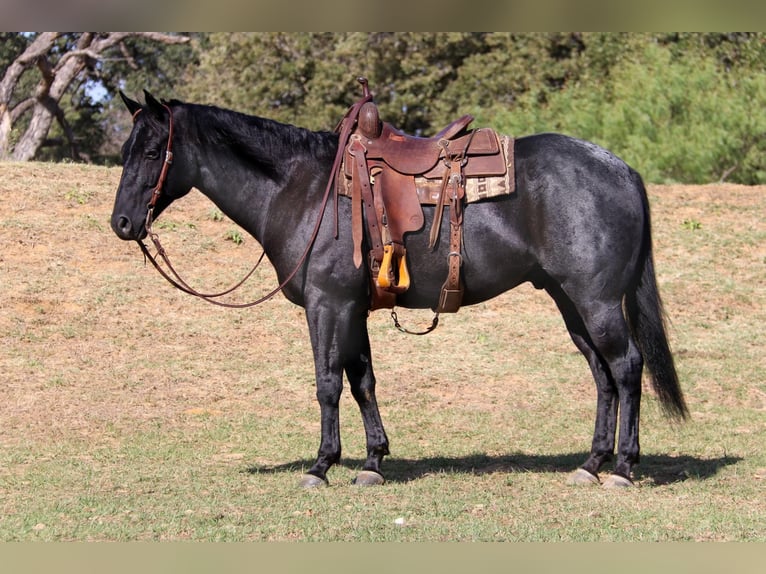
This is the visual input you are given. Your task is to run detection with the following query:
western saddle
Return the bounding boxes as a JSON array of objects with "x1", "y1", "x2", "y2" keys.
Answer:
[{"x1": 334, "y1": 78, "x2": 513, "y2": 314}]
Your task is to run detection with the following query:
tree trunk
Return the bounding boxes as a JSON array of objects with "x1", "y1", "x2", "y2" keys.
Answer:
[
  {"x1": 0, "y1": 32, "x2": 61, "y2": 159},
  {"x1": 11, "y1": 34, "x2": 93, "y2": 161}
]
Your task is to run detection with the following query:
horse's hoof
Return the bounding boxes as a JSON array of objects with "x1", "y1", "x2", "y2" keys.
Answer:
[
  {"x1": 566, "y1": 468, "x2": 601, "y2": 486},
  {"x1": 602, "y1": 474, "x2": 634, "y2": 488},
  {"x1": 298, "y1": 474, "x2": 328, "y2": 488},
  {"x1": 352, "y1": 470, "x2": 385, "y2": 486}
]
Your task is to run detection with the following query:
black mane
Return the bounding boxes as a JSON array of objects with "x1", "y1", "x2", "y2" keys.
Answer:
[{"x1": 170, "y1": 100, "x2": 339, "y2": 177}]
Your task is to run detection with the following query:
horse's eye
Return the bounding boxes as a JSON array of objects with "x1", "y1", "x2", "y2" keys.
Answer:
[{"x1": 145, "y1": 149, "x2": 160, "y2": 160}]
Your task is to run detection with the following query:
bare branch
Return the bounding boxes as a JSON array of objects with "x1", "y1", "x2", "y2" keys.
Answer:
[
  {"x1": 56, "y1": 49, "x2": 102, "y2": 66},
  {"x1": 6, "y1": 32, "x2": 62, "y2": 67},
  {"x1": 36, "y1": 56, "x2": 55, "y2": 91},
  {"x1": 119, "y1": 42, "x2": 139, "y2": 70},
  {"x1": 10, "y1": 98, "x2": 35, "y2": 122},
  {"x1": 51, "y1": 99, "x2": 81, "y2": 161},
  {"x1": 56, "y1": 33, "x2": 190, "y2": 69},
  {"x1": 132, "y1": 32, "x2": 190, "y2": 45},
  {"x1": 718, "y1": 164, "x2": 738, "y2": 183},
  {"x1": 91, "y1": 32, "x2": 190, "y2": 53},
  {"x1": 1, "y1": 33, "x2": 61, "y2": 105}
]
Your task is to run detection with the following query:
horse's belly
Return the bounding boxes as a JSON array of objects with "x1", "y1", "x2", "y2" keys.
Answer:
[{"x1": 396, "y1": 201, "x2": 534, "y2": 309}]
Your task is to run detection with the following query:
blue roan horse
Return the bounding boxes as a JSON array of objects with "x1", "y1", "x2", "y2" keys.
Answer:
[{"x1": 111, "y1": 91, "x2": 687, "y2": 489}]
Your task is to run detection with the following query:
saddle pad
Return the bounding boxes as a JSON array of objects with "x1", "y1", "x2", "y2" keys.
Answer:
[{"x1": 415, "y1": 135, "x2": 516, "y2": 204}]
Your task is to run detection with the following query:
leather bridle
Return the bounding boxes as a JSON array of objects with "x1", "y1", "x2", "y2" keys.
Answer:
[{"x1": 139, "y1": 104, "x2": 174, "y2": 230}]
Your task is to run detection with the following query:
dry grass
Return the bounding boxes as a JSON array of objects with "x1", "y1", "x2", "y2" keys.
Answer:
[{"x1": 0, "y1": 162, "x2": 764, "y2": 541}]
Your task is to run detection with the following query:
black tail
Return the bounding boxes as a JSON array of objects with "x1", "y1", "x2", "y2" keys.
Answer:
[{"x1": 625, "y1": 176, "x2": 689, "y2": 420}]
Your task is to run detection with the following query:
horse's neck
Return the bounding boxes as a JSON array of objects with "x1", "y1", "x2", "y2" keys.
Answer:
[{"x1": 187, "y1": 108, "x2": 336, "y2": 245}]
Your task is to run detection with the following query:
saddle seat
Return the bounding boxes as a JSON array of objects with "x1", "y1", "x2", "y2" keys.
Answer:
[
  {"x1": 361, "y1": 115, "x2": 474, "y2": 174},
  {"x1": 354, "y1": 110, "x2": 504, "y2": 177}
]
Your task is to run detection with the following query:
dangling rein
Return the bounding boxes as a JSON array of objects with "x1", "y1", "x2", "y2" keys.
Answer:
[{"x1": 132, "y1": 97, "x2": 365, "y2": 309}]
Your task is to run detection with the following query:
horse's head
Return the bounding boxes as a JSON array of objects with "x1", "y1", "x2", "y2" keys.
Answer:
[{"x1": 111, "y1": 91, "x2": 191, "y2": 241}]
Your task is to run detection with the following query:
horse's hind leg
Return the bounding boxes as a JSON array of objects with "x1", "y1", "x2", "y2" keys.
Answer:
[
  {"x1": 547, "y1": 283, "x2": 643, "y2": 486},
  {"x1": 547, "y1": 285, "x2": 618, "y2": 481}
]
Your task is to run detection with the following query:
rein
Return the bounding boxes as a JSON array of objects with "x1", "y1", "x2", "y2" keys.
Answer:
[{"x1": 133, "y1": 96, "x2": 367, "y2": 308}]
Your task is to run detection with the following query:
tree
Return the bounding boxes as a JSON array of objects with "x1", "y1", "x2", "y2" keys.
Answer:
[
  {"x1": 0, "y1": 32, "x2": 190, "y2": 162},
  {"x1": 183, "y1": 33, "x2": 587, "y2": 136}
]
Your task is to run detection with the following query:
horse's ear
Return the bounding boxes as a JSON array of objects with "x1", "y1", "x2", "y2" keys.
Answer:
[
  {"x1": 119, "y1": 91, "x2": 142, "y2": 116},
  {"x1": 143, "y1": 90, "x2": 167, "y2": 119}
]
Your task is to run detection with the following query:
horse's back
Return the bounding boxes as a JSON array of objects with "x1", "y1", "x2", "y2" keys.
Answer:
[
  {"x1": 515, "y1": 132, "x2": 643, "y2": 201},
  {"x1": 397, "y1": 132, "x2": 648, "y2": 308}
]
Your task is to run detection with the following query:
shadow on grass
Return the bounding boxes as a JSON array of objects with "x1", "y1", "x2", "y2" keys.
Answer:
[{"x1": 245, "y1": 452, "x2": 741, "y2": 486}]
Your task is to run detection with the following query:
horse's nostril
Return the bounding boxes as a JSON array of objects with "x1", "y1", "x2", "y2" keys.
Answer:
[
  {"x1": 113, "y1": 215, "x2": 134, "y2": 239},
  {"x1": 118, "y1": 216, "x2": 131, "y2": 233}
]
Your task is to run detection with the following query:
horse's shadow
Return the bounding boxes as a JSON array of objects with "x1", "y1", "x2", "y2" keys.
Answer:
[{"x1": 245, "y1": 452, "x2": 741, "y2": 486}]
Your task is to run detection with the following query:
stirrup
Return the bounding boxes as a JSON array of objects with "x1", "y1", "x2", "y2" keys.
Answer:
[{"x1": 377, "y1": 244, "x2": 410, "y2": 292}]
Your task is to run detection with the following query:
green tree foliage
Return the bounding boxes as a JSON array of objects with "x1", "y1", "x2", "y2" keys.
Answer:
[
  {"x1": 182, "y1": 33, "x2": 339, "y2": 129},
  {"x1": 6, "y1": 32, "x2": 766, "y2": 184},
  {"x1": 183, "y1": 33, "x2": 489, "y2": 133},
  {"x1": 180, "y1": 32, "x2": 766, "y2": 183},
  {"x1": 486, "y1": 34, "x2": 766, "y2": 184}
]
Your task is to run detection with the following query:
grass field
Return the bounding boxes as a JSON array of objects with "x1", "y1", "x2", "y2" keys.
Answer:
[{"x1": 1, "y1": 162, "x2": 764, "y2": 541}]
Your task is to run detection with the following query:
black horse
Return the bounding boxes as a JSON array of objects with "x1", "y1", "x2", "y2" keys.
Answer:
[{"x1": 111, "y1": 91, "x2": 687, "y2": 489}]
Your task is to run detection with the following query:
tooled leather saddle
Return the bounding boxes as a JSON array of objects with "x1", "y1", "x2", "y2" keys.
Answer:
[{"x1": 334, "y1": 78, "x2": 514, "y2": 313}]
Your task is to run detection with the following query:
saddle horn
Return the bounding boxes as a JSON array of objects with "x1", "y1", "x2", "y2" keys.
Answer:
[{"x1": 357, "y1": 76, "x2": 371, "y2": 98}]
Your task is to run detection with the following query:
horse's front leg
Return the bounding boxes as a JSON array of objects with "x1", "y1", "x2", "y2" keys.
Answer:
[
  {"x1": 300, "y1": 306, "x2": 345, "y2": 487},
  {"x1": 300, "y1": 303, "x2": 382, "y2": 487},
  {"x1": 345, "y1": 324, "x2": 389, "y2": 486}
]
